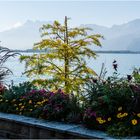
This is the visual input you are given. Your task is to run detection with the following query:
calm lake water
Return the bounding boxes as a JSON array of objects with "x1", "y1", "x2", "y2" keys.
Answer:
[{"x1": 4, "y1": 53, "x2": 140, "y2": 85}]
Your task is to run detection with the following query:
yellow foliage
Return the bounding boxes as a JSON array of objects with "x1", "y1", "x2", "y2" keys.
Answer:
[{"x1": 20, "y1": 16, "x2": 103, "y2": 94}]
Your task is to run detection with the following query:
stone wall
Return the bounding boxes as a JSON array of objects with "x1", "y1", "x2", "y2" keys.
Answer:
[{"x1": 0, "y1": 112, "x2": 114, "y2": 139}]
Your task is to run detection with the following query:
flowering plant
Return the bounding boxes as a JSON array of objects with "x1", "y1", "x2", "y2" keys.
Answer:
[
  {"x1": 43, "y1": 89, "x2": 70, "y2": 121},
  {"x1": 18, "y1": 89, "x2": 48, "y2": 117},
  {"x1": 83, "y1": 108, "x2": 112, "y2": 130},
  {"x1": 83, "y1": 62, "x2": 140, "y2": 136}
]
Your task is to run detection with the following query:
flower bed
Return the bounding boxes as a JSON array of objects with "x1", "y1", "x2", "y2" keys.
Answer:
[
  {"x1": 0, "y1": 83, "x2": 82, "y2": 124},
  {"x1": 0, "y1": 74, "x2": 140, "y2": 138},
  {"x1": 82, "y1": 70, "x2": 140, "y2": 137}
]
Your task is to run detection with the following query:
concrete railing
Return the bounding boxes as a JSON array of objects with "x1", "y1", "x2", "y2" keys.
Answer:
[{"x1": 0, "y1": 112, "x2": 138, "y2": 139}]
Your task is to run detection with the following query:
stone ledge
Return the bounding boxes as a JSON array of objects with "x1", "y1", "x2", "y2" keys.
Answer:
[{"x1": 0, "y1": 112, "x2": 138, "y2": 139}]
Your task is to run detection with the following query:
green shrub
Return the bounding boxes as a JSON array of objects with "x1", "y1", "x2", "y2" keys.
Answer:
[
  {"x1": 0, "y1": 82, "x2": 36, "y2": 113},
  {"x1": 107, "y1": 122, "x2": 133, "y2": 137},
  {"x1": 83, "y1": 69, "x2": 140, "y2": 137},
  {"x1": 65, "y1": 94, "x2": 83, "y2": 123}
]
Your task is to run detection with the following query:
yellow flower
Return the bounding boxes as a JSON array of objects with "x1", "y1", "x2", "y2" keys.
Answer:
[
  {"x1": 98, "y1": 120, "x2": 106, "y2": 124},
  {"x1": 19, "y1": 103, "x2": 22, "y2": 106},
  {"x1": 37, "y1": 102, "x2": 41, "y2": 105},
  {"x1": 34, "y1": 105, "x2": 38, "y2": 108},
  {"x1": 29, "y1": 100, "x2": 32, "y2": 104},
  {"x1": 117, "y1": 112, "x2": 128, "y2": 118},
  {"x1": 21, "y1": 106, "x2": 24, "y2": 109},
  {"x1": 107, "y1": 117, "x2": 111, "y2": 121},
  {"x1": 96, "y1": 117, "x2": 106, "y2": 124},
  {"x1": 118, "y1": 106, "x2": 122, "y2": 111},
  {"x1": 96, "y1": 117, "x2": 102, "y2": 121},
  {"x1": 137, "y1": 113, "x2": 140, "y2": 118},
  {"x1": 103, "y1": 120, "x2": 106, "y2": 123},
  {"x1": 117, "y1": 113, "x2": 122, "y2": 118},
  {"x1": 43, "y1": 99, "x2": 48, "y2": 102},
  {"x1": 0, "y1": 99, "x2": 3, "y2": 102},
  {"x1": 12, "y1": 99, "x2": 16, "y2": 102},
  {"x1": 131, "y1": 119, "x2": 138, "y2": 125},
  {"x1": 41, "y1": 99, "x2": 48, "y2": 104},
  {"x1": 123, "y1": 113, "x2": 128, "y2": 117},
  {"x1": 29, "y1": 109, "x2": 33, "y2": 112},
  {"x1": 16, "y1": 107, "x2": 18, "y2": 110},
  {"x1": 98, "y1": 120, "x2": 104, "y2": 124}
]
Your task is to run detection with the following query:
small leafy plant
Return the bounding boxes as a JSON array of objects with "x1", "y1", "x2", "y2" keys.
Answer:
[{"x1": 0, "y1": 46, "x2": 19, "y2": 84}]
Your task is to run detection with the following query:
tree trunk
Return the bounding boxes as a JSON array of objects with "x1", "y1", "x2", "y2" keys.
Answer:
[{"x1": 64, "y1": 16, "x2": 69, "y2": 93}]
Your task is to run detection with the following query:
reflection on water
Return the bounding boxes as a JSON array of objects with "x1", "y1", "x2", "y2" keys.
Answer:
[{"x1": 4, "y1": 53, "x2": 140, "y2": 85}]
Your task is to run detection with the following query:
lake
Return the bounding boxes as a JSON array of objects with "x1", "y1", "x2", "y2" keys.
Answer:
[{"x1": 4, "y1": 53, "x2": 140, "y2": 85}]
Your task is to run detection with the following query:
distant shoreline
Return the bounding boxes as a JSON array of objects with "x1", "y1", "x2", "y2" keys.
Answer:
[
  {"x1": 95, "y1": 51, "x2": 140, "y2": 54},
  {"x1": 13, "y1": 49, "x2": 140, "y2": 54}
]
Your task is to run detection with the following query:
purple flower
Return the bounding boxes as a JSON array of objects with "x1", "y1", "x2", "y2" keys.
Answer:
[
  {"x1": 58, "y1": 89, "x2": 62, "y2": 93},
  {"x1": 40, "y1": 89, "x2": 46, "y2": 93},
  {"x1": 90, "y1": 112, "x2": 96, "y2": 117},
  {"x1": 22, "y1": 96, "x2": 26, "y2": 99},
  {"x1": 31, "y1": 89, "x2": 36, "y2": 94},
  {"x1": 49, "y1": 92, "x2": 54, "y2": 96}
]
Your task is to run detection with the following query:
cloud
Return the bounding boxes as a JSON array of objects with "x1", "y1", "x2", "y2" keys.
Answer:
[
  {"x1": 0, "y1": 22, "x2": 23, "y2": 32},
  {"x1": 13, "y1": 22, "x2": 22, "y2": 28}
]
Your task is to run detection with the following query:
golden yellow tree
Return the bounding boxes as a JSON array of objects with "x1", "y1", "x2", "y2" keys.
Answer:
[{"x1": 20, "y1": 16, "x2": 103, "y2": 93}]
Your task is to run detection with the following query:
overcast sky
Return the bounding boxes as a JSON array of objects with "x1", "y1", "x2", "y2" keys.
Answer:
[{"x1": 0, "y1": 1, "x2": 140, "y2": 31}]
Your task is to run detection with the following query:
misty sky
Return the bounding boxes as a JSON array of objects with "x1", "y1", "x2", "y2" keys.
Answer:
[{"x1": 0, "y1": 1, "x2": 140, "y2": 31}]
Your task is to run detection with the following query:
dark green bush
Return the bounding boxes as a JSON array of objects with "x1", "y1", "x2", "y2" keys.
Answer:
[
  {"x1": 0, "y1": 82, "x2": 36, "y2": 113},
  {"x1": 83, "y1": 69, "x2": 140, "y2": 137}
]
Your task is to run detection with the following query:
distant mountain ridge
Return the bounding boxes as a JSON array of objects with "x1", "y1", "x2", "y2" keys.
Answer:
[
  {"x1": 1, "y1": 19, "x2": 140, "y2": 51},
  {"x1": 0, "y1": 20, "x2": 52, "y2": 50}
]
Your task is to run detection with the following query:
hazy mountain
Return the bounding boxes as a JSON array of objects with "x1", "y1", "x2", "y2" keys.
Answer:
[
  {"x1": 1, "y1": 19, "x2": 140, "y2": 51},
  {"x1": 81, "y1": 19, "x2": 140, "y2": 51},
  {"x1": 0, "y1": 20, "x2": 52, "y2": 50}
]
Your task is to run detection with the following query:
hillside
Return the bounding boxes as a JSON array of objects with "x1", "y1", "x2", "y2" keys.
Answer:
[{"x1": 1, "y1": 19, "x2": 140, "y2": 51}]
